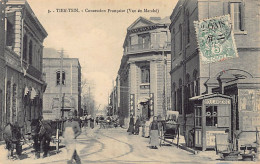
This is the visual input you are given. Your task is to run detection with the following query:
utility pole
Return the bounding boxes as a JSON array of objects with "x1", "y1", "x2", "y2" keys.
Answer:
[
  {"x1": 88, "y1": 86, "x2": 90, "y2": 115},
  {"x1": 56, "y1": 48, "x2": 63, "y2": 153},
  {"x1": 59, "y1": 49, "x2": 64, "y2": 119},
  {"x1": 112, "y1": 80, "x2": 115, "y2": 116},
  {"x1": 163, "y1": 50, "x2": 167, "y2": 117}
]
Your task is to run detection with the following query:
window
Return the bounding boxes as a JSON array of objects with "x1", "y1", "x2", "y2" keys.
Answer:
[
  {"x1": 141, "y1": 67, "x2": 150, "y2": 83},
  {"x1": 6, "y1": 20, "x2": 14, "y2": 47},
  {"x1": 193, "y1": 70, "x2": 199, "y2": 96},
  {"x1": 217, "y1": 105, "x2": 230, "y2": 127},
  {"x1": 130, "y1": 35, "x2": 137, "y2": 45},
  {"x1": 29, "y1": 40, "x2": 33, "y2": 64},
  {"x1": 195, "y1": 106, "x2": 202, "y2": 127},
  {"x1": 171, "y1": 29, "x2": 175, "y2": 58},
  {"x1": 56, "y1": 71, "x2": 65, "y2": 85},
  {"x1": 206, "y1": 106, "x2": 218, "y2": 126},
  {"x1": 185, "y1": 74, "x2": 192, "y2": 114},
  {"x1": 177, "y1": 79, "x2": 182, "y2": 114},
  {"x1": 186, "y1": 10, "x2": 190, "y2": 44},
  {"x1": 6, "y1": 81, "x2": 11, "y2": 124},
  {"x1": 37, "y1": 49, "x2": 40, "y2": 69},
  {"x1": 230, "y1": 2, "x2": 245, "y2": 31},
  {"x1": 23, "y1": 35, "x2": 27, "y2": 61},
  {"x1": 172, "y1": 83, "x2": 176, "y2": 111},
  {"x1": 12, "y1": 84, "x2": 17, "y2": 122},
  {"x1": 179, "y1": 25, "x2": 182, "y2": 52},
  {"x1": 138, "y1": 34, "x2": 150, "y2": 49}
]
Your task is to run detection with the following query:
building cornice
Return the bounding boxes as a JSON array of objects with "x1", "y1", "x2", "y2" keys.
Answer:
[{"x1": 237, "y1": 47, "x2": 260, "y2": 51}]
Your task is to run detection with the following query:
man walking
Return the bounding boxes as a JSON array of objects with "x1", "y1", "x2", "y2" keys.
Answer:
[{"x1": 63, "y1": 111, "x2": 82, "y2": 164}]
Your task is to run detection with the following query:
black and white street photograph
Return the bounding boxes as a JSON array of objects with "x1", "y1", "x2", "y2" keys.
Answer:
[{"x1": 0, "y1": 0, "x2": 259, "y2": 163}]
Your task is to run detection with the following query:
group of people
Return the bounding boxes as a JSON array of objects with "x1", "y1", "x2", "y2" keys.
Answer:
[
  {"x1": 80, "y1": 116, "x2": 95, "y2": 129},
  {"x1": 127, "y1": 115, "x2": 141, "y2": 135},
  {"x1": 127, "y1": 115, "x2": 160, "y2": 149},
  {"x1": 2, "y1": 112, "x2": 82, "y2": 164}
]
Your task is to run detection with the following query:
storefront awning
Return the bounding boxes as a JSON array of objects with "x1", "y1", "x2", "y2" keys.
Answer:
[
  {"x1": 189, "y1": 93, "x2": 231, "y2": 101},
  {"x1": 137, "y1": 97, "x2": 150, "y2": 104}
]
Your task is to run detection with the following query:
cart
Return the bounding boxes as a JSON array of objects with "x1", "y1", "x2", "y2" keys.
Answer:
[{"x1": 159, "y1": 111, "x2": 180, "y2": 147}]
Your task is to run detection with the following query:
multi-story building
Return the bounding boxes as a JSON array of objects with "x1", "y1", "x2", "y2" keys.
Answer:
[
  {"x1": 42, "y1": 48, "x2": 81, "y2": 120},
  {"x1": 0, "y1": 0, "x2": 48, "y2": 139},
  {"x1": 170, "y1": 0, "x2": 260, "y2": 148},
  {"x1": 0, "y1": 1, "x2": 7, "y2": 140},
  {"x1": 117, "y1": 16, "x2": 171, "y2": 127},
  {"x1": 108, "y1": 84, "x2": 118, "y2": 116}
]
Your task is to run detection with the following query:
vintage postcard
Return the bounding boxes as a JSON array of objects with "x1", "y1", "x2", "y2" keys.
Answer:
[{"x1": 0, "y1": 0, "x2": 259, "y2": 163}]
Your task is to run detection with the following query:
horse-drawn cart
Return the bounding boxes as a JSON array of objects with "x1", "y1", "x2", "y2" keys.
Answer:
[{"x1": 159, "y1": 111, "x2": 180, "y2": 147}]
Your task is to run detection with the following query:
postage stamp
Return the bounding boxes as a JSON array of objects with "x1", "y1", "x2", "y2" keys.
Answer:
[{"x1": 194, "y1": 15, "x2": 238, "y2": 64}]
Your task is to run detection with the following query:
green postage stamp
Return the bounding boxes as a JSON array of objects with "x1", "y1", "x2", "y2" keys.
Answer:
[{"x1": 194, "y1": 15, "x2": 238, "y2": 64}]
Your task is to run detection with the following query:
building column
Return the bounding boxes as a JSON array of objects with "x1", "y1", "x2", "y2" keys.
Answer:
[
  {"x1": 129, "y1": 62, "x2": 137, "y2": 117},
  {"x1": 150, "y1": 60, "x2": 157, "y2": 116}
]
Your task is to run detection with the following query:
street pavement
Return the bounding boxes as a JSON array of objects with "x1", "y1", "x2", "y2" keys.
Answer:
[{"x1": 0, "y1": 126, "x2": 257, "y2": 164}]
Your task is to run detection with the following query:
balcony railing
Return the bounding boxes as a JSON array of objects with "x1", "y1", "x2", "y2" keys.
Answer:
[{"x1": 125, "y1": 42, "x2": 171, "y2": 54}]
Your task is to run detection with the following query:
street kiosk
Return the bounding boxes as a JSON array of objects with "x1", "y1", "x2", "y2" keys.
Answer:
[{"x1": 189, "y1": 93, "x2": 232, "y2": 151}]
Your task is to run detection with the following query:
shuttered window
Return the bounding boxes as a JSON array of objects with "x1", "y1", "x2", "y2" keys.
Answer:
[{"x1": 230, "y1": 2, "x2": 245, "y2": 31}]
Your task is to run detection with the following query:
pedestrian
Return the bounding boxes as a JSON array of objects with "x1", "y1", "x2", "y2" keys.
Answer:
[
  {"x1": 95, "y1": 117, "x2": 99, "y2": 125},
  {"x1": 84, "y1": 116, "x2": 88, "y2": 128},
  {"x1": 149, "y1": 116, "x2": 159, "y2": 149},
  {"x1": 134, "y1": 116, "x2": 141, "y2": 135},
  {"x1": 90, "y1": 117, "x2": 94, "y2": 129},
  {"x1": 39, "y1": 116, "x2": 52, "y2": 158},
  {"x1": 127, "y1": 114, "x2": 134, "y2": 135},
  {"x1": 63, "y1": 111, "x2": 82, "y2": 164}
]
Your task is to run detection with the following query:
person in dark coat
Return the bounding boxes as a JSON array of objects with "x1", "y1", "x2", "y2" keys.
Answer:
[
  {"x1": 39, "y1": 119, "x2": 52, "y2": 158},
  {"x1": 127, "y1": 115, "x2": 134, "y2": 135},
  {"x1": 95, "y1": 117, "x2": 99, "y2": 125},
  {"x1": 134, "y1": 116, "x2": 141, "y2": 135},
  {"x1": 149, "y1": 116, "x2": 159, "y2": 149},
  {"x1": 90, "y1": 117, "x2": 94, "y2": 129}
]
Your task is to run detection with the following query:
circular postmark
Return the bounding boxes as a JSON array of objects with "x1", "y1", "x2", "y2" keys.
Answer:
[{"x1": 198, "y1": 16, "x2": 232, "y2": 58}]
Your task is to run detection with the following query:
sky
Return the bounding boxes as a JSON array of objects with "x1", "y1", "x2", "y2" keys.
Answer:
[{"x1": 27, "y1": 0, "x2": 178, "y2": 111}]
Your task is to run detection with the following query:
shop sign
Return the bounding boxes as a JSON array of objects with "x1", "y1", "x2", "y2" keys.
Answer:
[
  {"x1": 130, "y1": 94, "x2": 135, "y2": 115},
  {"x1": 149, "y1": 93, "x2": 154, "y2": 116},
  {"x1": 204, "y1": 99, "x2": 230, "y2": 105},
  {"x1": 194, "y1": 15, "x2": 238, "y2": 63}
]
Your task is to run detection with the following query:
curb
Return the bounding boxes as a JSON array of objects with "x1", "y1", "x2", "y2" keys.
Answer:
[{"x1": 160, "y1": 137, "x2": 198, "y2": 154}]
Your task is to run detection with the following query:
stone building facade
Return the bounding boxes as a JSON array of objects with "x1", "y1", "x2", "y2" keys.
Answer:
[
  {"x1": 42, "y1": 51, "x2": 81, "y2": 120},
  {"x1": 117, "y1": 17, "x2": 171, "y2": 127},
  {"x1": 0, "y1": 0, "x2": 47, "y2": 139},
  {"x1": 170, "y1": 0, "x2": 260, "y2": 146}
]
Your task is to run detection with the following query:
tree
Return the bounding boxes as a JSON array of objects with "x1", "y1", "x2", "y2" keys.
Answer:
[{"x1": 81, "y1": 78, "x2": 96, "y2": 116}]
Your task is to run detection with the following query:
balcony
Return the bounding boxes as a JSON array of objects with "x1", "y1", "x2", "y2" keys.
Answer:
[{"x1": 124, "y1": 42, "x2": 171, "y2": 55}]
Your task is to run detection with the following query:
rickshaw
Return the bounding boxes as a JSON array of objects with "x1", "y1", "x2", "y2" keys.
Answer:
[{"x1": 159, "y1": 111, "x2": 180, "y2": 147}]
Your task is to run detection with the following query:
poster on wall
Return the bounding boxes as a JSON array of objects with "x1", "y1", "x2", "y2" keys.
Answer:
[
  {"x1": 239, "y1": 89, "x2": 256, "y2": 111},
  {"x1": 239, "y1": 89, "x2": 260, "y2": 131},
  {"x1": 194, "y1": 15, "x2": 238, "y2": 63}
]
